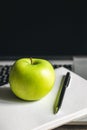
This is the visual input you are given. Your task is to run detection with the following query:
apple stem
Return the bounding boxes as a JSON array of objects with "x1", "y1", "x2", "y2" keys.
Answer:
[{"x1": 30, "y1": 57, "x2": 33, "y2": 64}]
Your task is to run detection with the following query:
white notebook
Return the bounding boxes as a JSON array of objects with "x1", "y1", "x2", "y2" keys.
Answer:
[{"x1": 0, "y1": 67, "x2": 87, "y2": 130}]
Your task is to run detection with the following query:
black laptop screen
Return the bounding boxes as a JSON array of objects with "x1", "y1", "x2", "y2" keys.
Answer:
[{"x1": 0, "y1": 1, "x2": 87, "y2": 59}]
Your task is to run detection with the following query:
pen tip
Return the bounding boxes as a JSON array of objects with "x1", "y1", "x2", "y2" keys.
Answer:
[{"x1": 54, "y1": 107, "x2": 59, "y2": 114}]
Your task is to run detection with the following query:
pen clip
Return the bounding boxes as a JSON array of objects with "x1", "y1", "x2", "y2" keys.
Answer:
[{"x1": 65, "y1": 72, "x2": 71, "y2": 88}]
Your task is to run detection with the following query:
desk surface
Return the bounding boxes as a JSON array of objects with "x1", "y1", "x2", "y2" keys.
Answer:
[{"x1": 53, "y1": 125, "x2": 87, "y2": 130}]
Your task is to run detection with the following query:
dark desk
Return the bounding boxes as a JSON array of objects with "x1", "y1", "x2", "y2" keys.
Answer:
[{"x1": 53, "y1": 125, "x2": 87, "y2": 130}]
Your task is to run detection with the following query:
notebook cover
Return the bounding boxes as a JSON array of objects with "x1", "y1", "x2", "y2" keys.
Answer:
[{"x1": 0, "y1": 67, "x2": 87, "y2": 130}]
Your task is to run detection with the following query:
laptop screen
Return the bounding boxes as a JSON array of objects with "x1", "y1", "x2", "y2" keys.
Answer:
[{"x1": 0, "y1": 1, "x2": 87, "y2": 59}]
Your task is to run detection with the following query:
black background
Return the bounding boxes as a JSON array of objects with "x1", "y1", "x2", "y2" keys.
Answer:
[{"x1": 0, "y1": 1, "x2": 87, "y2": 59}]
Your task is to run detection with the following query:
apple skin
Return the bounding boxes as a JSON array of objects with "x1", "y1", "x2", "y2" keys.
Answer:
[{"x1": 9, "y1": 58, "x2": 55, "y2": 100}]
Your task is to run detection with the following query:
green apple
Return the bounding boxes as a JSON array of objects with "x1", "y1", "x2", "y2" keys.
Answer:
[{"x1": 9, "y1": 58, "x2": 55, "y2": 100}]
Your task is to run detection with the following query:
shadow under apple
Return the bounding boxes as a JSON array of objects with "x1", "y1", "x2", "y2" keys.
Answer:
[{"x1": 0, "y1": 86, "x2": 35, "y2": 104}]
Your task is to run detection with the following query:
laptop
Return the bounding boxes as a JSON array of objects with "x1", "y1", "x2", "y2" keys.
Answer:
[{"x1": 1, "y1": 0, "x2": 87, "y2": 127}]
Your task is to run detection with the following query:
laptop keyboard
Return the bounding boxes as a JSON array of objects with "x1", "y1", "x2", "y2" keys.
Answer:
[
  {"x1": 53, "y1": 64, "x2": 72, "y2": 70},
  {"x1": 0, "y1": 64, "x2": 72, "y2": 86},
  {"x1": 0, "y1": 65, "x2": 11, "y2": 86}
]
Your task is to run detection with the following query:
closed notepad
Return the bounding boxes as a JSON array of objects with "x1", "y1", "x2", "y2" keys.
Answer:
[{"x1": 0, "y1": 67, "x2": 87, "y2": 130}]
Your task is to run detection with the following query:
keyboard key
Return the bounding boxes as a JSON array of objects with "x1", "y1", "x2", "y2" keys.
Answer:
[{"x1": 63, "y1": 64, "x2": 72, "y2": 70}]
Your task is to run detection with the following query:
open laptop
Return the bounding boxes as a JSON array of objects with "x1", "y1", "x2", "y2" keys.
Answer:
[{"x1": 1, "y1": 0, "x2": 87, "y2": 127}]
